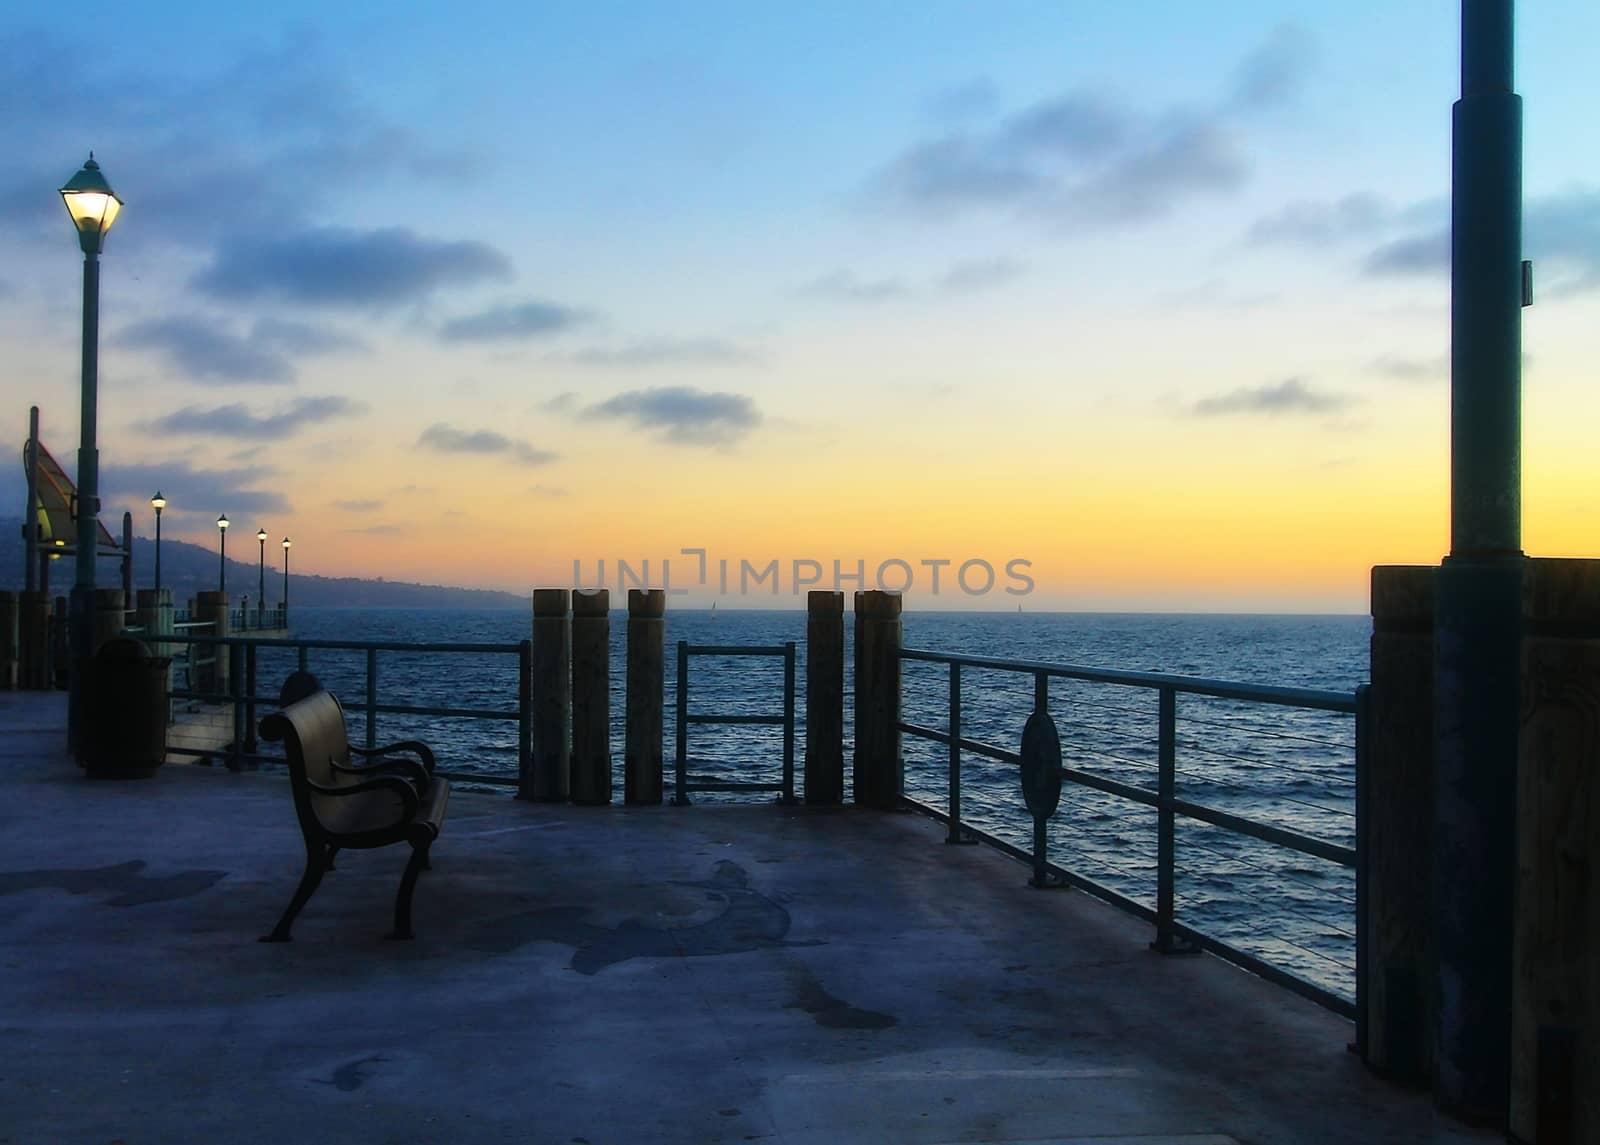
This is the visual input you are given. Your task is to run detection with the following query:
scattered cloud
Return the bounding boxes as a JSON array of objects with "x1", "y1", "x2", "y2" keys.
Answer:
[
  {"x1": 194, "y1": 225, "x2": 511, "y2": 309},
  {"x1": 539, "y1": 392, "x2": 578, "y2": 414},
  {"x1": 1368, "y1": 354, "x2": 1448, "y2": 382},
  {"x1": 1161, "y1": 278, "x2": 1276, "y2": 310},
  {"x1": 569, "y1": 336, "x2": 762, "y2": 368},
  {"x1": 870, "y1": 27, "x2": 1307, "y2": 227},
  {"x1": 1189, "y1": 377, "x2": 1354, "y2": 417},
  {"x1": 800, "y1": 270, "x2": 909, "y2": 302},
  {"x1": 143, "y1": 396, "x2": 366, "y2": 440},
  {"x1": 1362, "y1": 229, "x2": 1450, "y2": 276},
  {"x1": 1246, "y1": 193, "x2": 1392, "y2": 246},
  {"x1": 332, "y1": 498, "x2": 385, "y2": 512},
  {"x1": 100, "y1": 459, "x2": 289, "y2": 515},
  {"x1": 416, "y1": 423, "x2": 558, "y2": 466},
  {"x1": 439, "y1": 300, "x2": 589, "y2": 342},
  {"x1": 926, "y1": 78, "x2": 1001, "y2": 123},
  {"x1": 581, "y1": 385, "x2": 761, "y2": 446},
  {"x1": 350, "y1": 524, "x2": 406, "y2": 536},
  {"x1": 938, "y1": 257, "x2": 1027, "y2": 293},
  {"x1": 121, "y1": 318, "x2": 290, "y2": 383}
]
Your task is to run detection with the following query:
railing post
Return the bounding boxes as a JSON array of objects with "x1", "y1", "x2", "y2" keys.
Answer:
[
  {"x1": 228, "y1": 642, "x2": 246, "y2": 771},
  {"x1": 673, "y1": 640, "x2": 690, "y2": 805},
  {"x1": 1025, "y1": 672, "x2": 1061, "y2": 888},
  {"x1": 365, "y1": 647, "x2": 378, "y2": 749},
  {"x1": 946, "y1": 661, "x2": 973, "y2": 844},
  {"x1": 570, "y1": 588, "x2": 612, "y2": 805},
  {"x1": 781, "y1": 641, "x2": 797, "y2": 805},
  {"x1": 804, "y1": 590, "x2": 844, "y2": 804},
  {"x1": 297, "y1": 645, "x2": 308, "y2": 674},
  {"x1": 516, "y1": 638, "x2": 533, "y2": 798},
  {"x1": 1152, "y1": 686, "x2": 1192, "y2": 951},
  {"x1": 1354, "y1": 681, "x2": 1372, "y2": 1062},
  {"x1": 527, "y1": 589, "x2": 571, "y2": 802},
  {"x1": 244, "y1": 642, "x2": 258, "y2": 757},
  {"x1": 852, "y1": 590, "x2": 902, "y2": 809},
  {"x1": 625, "y1": 588, "x2": 666, "y2": 805}
]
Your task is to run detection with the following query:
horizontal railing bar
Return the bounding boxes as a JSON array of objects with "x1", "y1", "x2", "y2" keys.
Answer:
[
  {"x1": 1060, "y1": 764, "x2": 1160, "y2": 808},
  {"x1": 434, "y1": 770, "x2": 520, "y2": 787},
  {"x1": 682, "y1": 644, "x2": 790, "y2": 657},
  {"x1": 170, "y1": 690, "x2": 519, "y2": 724},
  {"x1": 152, "y1": 633, "x2": 523, "y2": 654},
  {"x1": 1170, "y1": 797, "x2": 1356, "y2": 866},
  {"x1": 900, "y1": 647, "x2": 1356, "y2": 712},
  {"x1": 686, "y1": 713, "x2": 786, "y2": 726},
  {"x1": 681, "y1": 781, "x2": 786, "y2": 792}
]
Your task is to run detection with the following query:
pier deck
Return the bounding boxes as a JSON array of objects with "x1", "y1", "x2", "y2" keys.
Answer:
[{"x1": 1, "y1": 692, "x2": 1486, "y2": 1145}]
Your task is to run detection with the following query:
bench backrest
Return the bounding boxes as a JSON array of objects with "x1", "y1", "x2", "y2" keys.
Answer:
[{"x1": 259, "y1": 690, "x2": 407, "y2": 840}]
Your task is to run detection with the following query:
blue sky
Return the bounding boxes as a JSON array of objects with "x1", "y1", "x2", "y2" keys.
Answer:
[{"x1": 2, "y1": 3, "x2": 1598, "y2": 608}]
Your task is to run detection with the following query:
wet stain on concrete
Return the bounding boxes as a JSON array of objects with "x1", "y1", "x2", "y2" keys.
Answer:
[
  {"x1": 467, "y1": 860, "x2": 820, "y2": 974},
  {"x1": 312, "y1": 1055, "x2": 388, "y2": 1093},
  {"x1": 786, "y1": 970, "x2": 897, "y2": 1030},
  {"x1": 0, "y1": 860, "x2": 226, "y2": 906}
]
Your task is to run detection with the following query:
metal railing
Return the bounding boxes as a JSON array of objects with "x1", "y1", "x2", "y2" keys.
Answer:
[
  {"x1": 896, "y1": 646, "x2": 1367, "y2": 1023},
  {"x1": 673, "y1": 640, "x2": 797, "y2": 805},
  {"x1": 161, "y1": 632, "x2": 530, "y2": 788}
]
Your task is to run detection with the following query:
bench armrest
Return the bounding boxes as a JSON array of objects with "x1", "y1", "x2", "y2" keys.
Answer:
[
  {"x1": 306, "y1": 774, "x2": 420, "y2": 821},
  {"x1": 349, "y1": 740, "x2": 437, "y2": 772},
  {"x1": 332, "y1": 754, "x2": 430, "y2": 788}
]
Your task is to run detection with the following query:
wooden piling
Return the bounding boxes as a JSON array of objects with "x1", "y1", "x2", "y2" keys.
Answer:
[
  {"x1": 625, "y1": 588, "x2": 666, "y2": 805},
  {"x1": 806, "y1": 590, "x2": 845, "y2": 804},
  {"x1": 1364, "y1": 565, "x2": 1436, "y2": 1082},
  {"x1": 853, "y1": 590, "x2": 902, "y2": 808},
  {"x1": 526, "y1": 589, "x2": 571, "y2": 802},
  {"x1": 570, "y1": 588, "x2": 612, "y2": 805},
  {"x1": 92, "y1": 588, "x2": 125, "y2": 653},
  {"x1": 1512, "y1": 557, "x2": 1600, "y2": 1145},
  {"x1": 194, "y1": 590, "x2": 231, "y2": 697}
]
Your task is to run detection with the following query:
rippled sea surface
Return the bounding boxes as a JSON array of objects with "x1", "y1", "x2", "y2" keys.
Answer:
[{"x1": 251, "y1": 607, "x2": 1367, "y2": 1002}]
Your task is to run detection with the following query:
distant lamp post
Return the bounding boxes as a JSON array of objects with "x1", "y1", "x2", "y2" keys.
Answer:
[
  {"x1": 151, "y1": 492, "x2": 166, "y2": 594},
  {"x1": 281, "y1": 536, "x2": 292, "y2": 621},
  {"x1": 217, "y1": 513, "x2": 229, "y2": 594},
  {"x1": 60, "y1": 152, "x2": 123, "y2": 753},
  {"x1": 256, "y1": 528, "x2": 267, "y2": 626}
]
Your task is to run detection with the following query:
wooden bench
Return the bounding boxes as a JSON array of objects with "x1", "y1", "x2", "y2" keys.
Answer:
[{"x1": 257, "y1": 689, "x2": 450, "y2": 941}]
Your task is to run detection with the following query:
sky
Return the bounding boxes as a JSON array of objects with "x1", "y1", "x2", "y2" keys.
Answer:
[{"x1": 2, "y1": 1, "x2": 1598, "y2": 612}]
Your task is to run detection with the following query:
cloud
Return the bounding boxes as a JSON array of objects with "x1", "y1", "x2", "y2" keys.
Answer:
[
  {"x1": 416, "y1": 423, "x2": 558, "y2": 466},
  {"x1": 120, "y1": 318, "x2": 297, "y2": 383},
  {"x1": 569, "y1": 337, "x2": 762, "y2": 368},
  {"x1": 1368, "y1": 354, "x2": 1448, "y2": 382},
  {"x1": 349, "y1": 524, "x2": 405, "y2": 536},
  {"x1": 539, "y1": 392, "x2": 579, "y2": 414},
  {"x1": 1189, "y1": 377, "x2": 1354, "y2": 417},
  {"x1": 581, "y1": 386, "x2": 761, "y2": 446},
  {"x1": 144, "y1": 396, "x2": 366, "y2": 440},
  {"x1": 439, "y1": 300, "x2": 589, "y2": 342},
  {"x1": 939, "y1": 257, "x2": 1027, "y2": 293},
  {"x1": 800, "y1": 270, "x2": 909, "y2": 302},
  {"x1": 870, "y1": 27, "x2": 1304, "y2": 226},
  {"x1": 926, "y1": 78, "x2": 1002, "y2": 123},
  {"x1": 99, "y1": 459, "x2": 289, "y2": 515},
  {"x1": 1246, "y1": 193, "x2": 1392, "y2": 246},
  {"x1": 332, "y1": 498, "x2": 385, "y2": 512},
  {"x1": 1363, "y1": 229, "x2": 1450, "y2": 276},
  {"x1": 194, "y1": 226, "x2": 511, "y2": 309}
]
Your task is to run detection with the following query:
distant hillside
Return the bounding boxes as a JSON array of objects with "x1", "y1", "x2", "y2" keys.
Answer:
[{"x1": 0, "y1": 517, "x2": 526, "y2": 609}]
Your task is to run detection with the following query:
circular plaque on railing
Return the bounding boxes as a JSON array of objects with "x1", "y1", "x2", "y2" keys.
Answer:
[{"x1": 1020, "y1": 710, "x2": 1062, "y2": 820}]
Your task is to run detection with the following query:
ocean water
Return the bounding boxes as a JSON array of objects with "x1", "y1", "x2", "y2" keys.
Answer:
[{"x1": 249, "y1": 607, "x2": 1368, "y2": 1001}]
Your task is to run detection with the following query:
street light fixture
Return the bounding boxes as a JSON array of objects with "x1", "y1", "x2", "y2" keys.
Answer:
[
  {"x1": 257, "y1": 528, "x2": 268, "y2": 627},
  {"x1": 281, "y1": 537, "x2": 292, "y2": 622},
  {"x1": 60, "y1": 153, "x2": 123, "y2": 754},
  {"x1": 151, "y1": 492, "x2": 166, "y2": 594},
  {"x1": 217, "y1": 513, "x2": 229, "y2": 595}
]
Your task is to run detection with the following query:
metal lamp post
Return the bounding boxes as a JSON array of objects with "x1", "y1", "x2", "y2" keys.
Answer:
[
  {"x1": 256, "y1": 529, "x2": 267, "y2": 627},
  {"x1": 281, "y1": 537, "x2": 291, "y2": 622},
  {"x1": 217, "y1": 514, "x2": 229, "y2": 595},
  {"x1": 60, "y1": 153, "x2": 123, "y2": 753},
  {"x1": 151, "y1": 492, "x2": 166, "y2": 594}
]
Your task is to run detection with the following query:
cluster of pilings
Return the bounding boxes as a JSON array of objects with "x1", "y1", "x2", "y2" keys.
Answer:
[
  {"x1": 1366, "y1": 558, "x2": 1600, "y2": 1140},
  {"x1": 519, "y1": 587, "x2": 904, "y2": 810}
]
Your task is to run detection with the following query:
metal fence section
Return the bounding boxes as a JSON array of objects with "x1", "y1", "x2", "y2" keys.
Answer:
[
  {"x1": 161, "y1": 632, "x2": 531, "y2": 788},
  {"x1": 896, "y1": 646, "x2": 1366, "y2": 1023},
  {"x1": 673, "y1": 640, "x2": 797, "y2": 805}
]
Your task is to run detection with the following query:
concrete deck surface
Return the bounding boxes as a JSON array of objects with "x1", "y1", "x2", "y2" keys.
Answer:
[{"x1": 1, "y1": 692, "x2": 1490, "y2": 1145}]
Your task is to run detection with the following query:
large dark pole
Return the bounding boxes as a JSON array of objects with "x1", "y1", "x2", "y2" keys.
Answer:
[
  {"x1": 282, "y1": 538, "x2": 290, "y2": 621},
  {"x1": 67, "y1": 250, "x2": 101, "y2": 753},
  {"x1": 153, "y1": 505, "x2": 162, "y2": 593},
  {"x1": 257, "y1": 531, "x2": 266, "y2": 626},
  {"x1": 1433, "y1": 0, "x2": 1523, "y2": 1125},
  {"x1": 24, "y1": 407, "x2": 40, "y2": 592}
]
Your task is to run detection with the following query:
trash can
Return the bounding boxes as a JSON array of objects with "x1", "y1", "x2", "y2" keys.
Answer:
[{"x1": 79, "y1": 636, "x2": 171, "y2": 778}]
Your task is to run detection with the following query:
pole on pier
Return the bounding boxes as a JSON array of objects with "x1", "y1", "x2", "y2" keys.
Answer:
[
  {"x1": 1364, "y1": 565, "x2": 1435, "y2": 1083},
  {"x1": 194, "y1": 590, "x2": 230, "y2": 699},
  {"x1": 525, "y1": 588, "x2": 571, "y2": 802},
  {"x1": 1432, "y1": 0, "x2": 1523, "y2": 1124},
  {"x1": 625, "y1": 588, "x2": 665, "y2": 805},
  {"x1": 23, "y1": 407, "x2": 40, "y2": 593},
  {"x1": 852, "y1": 590, "x2": 902, "y2": 808},
  {"x1": 18, "y1": 592, "x2": 50, "y2": 690},
  {"x1": 570, "y1": 588, "x2": 612, "y2": 805},
  {"x1": 805, "y1": 590, "x2": 845, "y2": 804}
]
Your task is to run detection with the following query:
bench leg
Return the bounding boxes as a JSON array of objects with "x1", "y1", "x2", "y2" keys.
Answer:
[
  {"x1": 260, "y1": 846, "x2": 328, "y2": 943},
  {"x1": 388, "y1": 840, "x2": 430, "y2": 941}
]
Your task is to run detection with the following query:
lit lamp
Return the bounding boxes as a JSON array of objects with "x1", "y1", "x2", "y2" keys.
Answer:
[
  {"x1": 151, "y1": 491, "x2": 166, "y2": 594},
  {"x1": 256, "y1": 528, "x2": 267, "y2": 626},
  {"x1": 281, "y1": 536, "x2": 291, "y2": 621},
  {"x1": 60, "y1": 153, "x2": 123, "y2": 754},
  {"x1": 217, "y1": 513, "x2": 229, "y2": 594}
]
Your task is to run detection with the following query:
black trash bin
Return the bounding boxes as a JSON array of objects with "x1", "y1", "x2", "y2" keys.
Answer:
[{"x1": 79, "y1": 636, "x2": 171, "y2": 778}]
